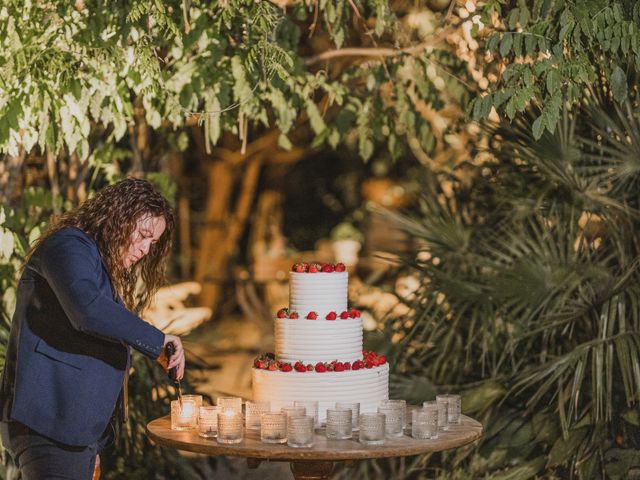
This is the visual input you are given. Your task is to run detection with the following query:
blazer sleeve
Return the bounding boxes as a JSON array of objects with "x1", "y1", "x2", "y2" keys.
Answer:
[{"x1": 37, "y1": 232, "x2": 165, "y2": 359}]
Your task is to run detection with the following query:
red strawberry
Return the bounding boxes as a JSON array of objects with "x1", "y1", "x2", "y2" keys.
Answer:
[
  {"x1": 334, "y1": 362, "x2": 344, "y2": 372},
  {"x1": 326, "y1": 311, "x2": 337, "y2": 320},
  {"x1": 344, "y1": 362, "x2": 351, "y2": 370},
  {"x1": 340, "y1": 311, "x2": 349, "y2": 319},
  {"x1": 349, "y1": 308, "x2": 358, "y2": 318},
  {"x1": 295, "y1": 364, "x2": 306, "y2": 372},
  {"x1": 258, "y1": 360, "x2": 267, "y2": 369},
  {"x1": 378, "y1": 355, "x2": 387, "y2": 365},
  {"x1": 254, "y1": 359, "x2": 261, "y2": 368},
  {"x1": 308, "y1": 264, "x2": 319, "y2": 273},
  {"x1": 306, "y1": 364, "x2": 313, "y2": 371},
  {"x1": 289, "y1": 311, "x2": 299, "y2": 319},
  {"x1": 268, "y1": 362, "x2": 278, "y2": 371},
  {"x1": 292, "y1": 263, "x2": 306, "y2": 273},
  {"x1": 315, "y1": 363, "x2": 327, "y2": 373},
  {"x1": 277, "y1": 308, "x2": 288, "y2": 319},
  {"x1": 281, "y1": 363, "x2": 293, "y2": 372},
  {"x1": 334, "y1": 263, "x2": 346, "y2": 272},
  {"x1": 307, "y1": 311, "x2": 318, "y2": 320},
  {"x1": 363, "y1": 349, "x2": 368, "y2": 356},
  {"x1": 302, "y1": 262, "x2": 309, "y2": 271},
  {"x1": 353, "y1": 360, "x2": 364, "y2": 370},
  {"x1": 365, "y1": 361, "x2": 374, "y2": 369},
  {"x1": 354, "y1": 310, "x2": 361, "y2": 318},
  {"x1": 321, "y1": 263, "x2": 334, "y2": 273}
]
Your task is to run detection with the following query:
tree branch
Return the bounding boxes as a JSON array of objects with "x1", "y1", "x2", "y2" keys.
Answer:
[{"x1": 303, "y1": 31, "x2": 452, "y2": 66}]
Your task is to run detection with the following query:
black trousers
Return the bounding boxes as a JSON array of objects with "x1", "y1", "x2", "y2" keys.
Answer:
[{"x1": 0, "y1": 421, "x2": 112, "y2": 480}]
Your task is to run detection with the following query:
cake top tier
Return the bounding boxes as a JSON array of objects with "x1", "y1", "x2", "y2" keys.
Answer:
[{"x1": 288, "y1": 262, "x2": 349, "y2": 319}]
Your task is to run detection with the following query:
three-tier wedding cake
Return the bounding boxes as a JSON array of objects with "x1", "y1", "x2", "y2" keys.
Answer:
[{"x1": 252, "y1": 262, "x2": 389, "y2": 423}]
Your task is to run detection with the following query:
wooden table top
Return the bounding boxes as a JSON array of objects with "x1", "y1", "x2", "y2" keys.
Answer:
[{"x1": 146, "y1": 413, "x2": 483, "y2": 462}]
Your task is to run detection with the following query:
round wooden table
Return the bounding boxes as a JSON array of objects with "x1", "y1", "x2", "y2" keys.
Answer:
[{"x1": 146, "y1": 411, "x2": 482, "y2": 479}]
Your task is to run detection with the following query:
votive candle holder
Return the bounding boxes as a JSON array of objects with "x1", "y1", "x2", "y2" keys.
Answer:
[
  {"x1": 245, "y1": 401, "x2": 271, "y2": 430},
  {"x1": 326, "y1": 408, "x2": 352, "y2": 440},
  {"x1": 294, "y1": 400, "x2": 319, "y2": 427},
  {"x1": 217, "y1": 396, "x2": 243, "y2": 416},
  {"x1": 260, "y1": 412, "x2": 287, "y2": 444},
  {"x1": 439, "y1": 394, "x2": 461, "y2": 425},
  {"x1": 421, "y1": 401, "x2": 439, "y2": 439},
  {"x1": 287, "y1": 415, "x2": 315, "y2": 448},
  {"x1": 335, "y1": 402, "x2": 360, "y2": 431},
  {"x1": 281, "y1": 405, "x2": 306, "y2": 420},
  {"x1": 380, "y1": 399, "x2": 407, "y2": 428},
  {"x1": 358, "y1": 413, "x2": 386, "y2": 445},
  {"x1": 171, "y1": 398, "x2": 197, "y2": 430},
  {"x1": 198, "y1": 406, "x2": 220, "y2": 438},
  {"x1": 217, "y1": 409, "x2": 243, "y2": 444},
  {"x1": 412, "y1": 407, "x2": 438, "y2": 439},
  {"x1": 378, "y1": 403, "x2": 404, "y2": 438},
  {"x1": 435, "y1": 395, "x2": 449, "y2": 431}
]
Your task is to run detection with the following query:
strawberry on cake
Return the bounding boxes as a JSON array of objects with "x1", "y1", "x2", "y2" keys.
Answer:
[{"x1": 251, "y1": 262, "x2": 389, "y2": 424}]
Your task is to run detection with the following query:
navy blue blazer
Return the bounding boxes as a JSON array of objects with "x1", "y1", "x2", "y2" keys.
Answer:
[{"x1": 0, "y1": 227, "x2": 165, "y2": 446}]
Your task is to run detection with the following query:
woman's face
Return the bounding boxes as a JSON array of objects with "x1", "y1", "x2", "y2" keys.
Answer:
[{"x1": 121, "y1": 214, "x2": 166, "y2": 268}]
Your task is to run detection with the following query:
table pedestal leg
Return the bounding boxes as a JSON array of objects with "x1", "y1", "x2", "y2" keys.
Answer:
[{"x1": 290, "y1": 461, "x2": 335, "y2": 480}]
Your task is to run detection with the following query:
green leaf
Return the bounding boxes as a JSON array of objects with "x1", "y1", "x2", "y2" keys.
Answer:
[
  {"x1": 306, "y1": 101, "x2": 326, "y2": 135},
  {"x1": 358, "y1": 137, "x2": 374, "y2": 161},
  {"x1": 546, "y1": 69, "x2": 560, "y2": 94},
  {"x1": 547, "y1": 427, "x2": 588, "y2": 466},
  {"x1": 610, "y1": 66, "x2": 628, "y2": 102},
  {"x1": 532, "y1": 114, "x2": 545, "y2": 140},
  {"x1": 277, "y1": 133, "x2": 292, "y2": 150},
  {"x1": 500, "y1": 33, "x2": 513, "y2": 57},
  {"x1": 622, "y1": 409, "x2": 640, "y2": 426}
]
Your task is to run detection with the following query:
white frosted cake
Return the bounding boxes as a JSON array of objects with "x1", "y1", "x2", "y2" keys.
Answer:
[{"x1": 252, "y1": 262, "x2": 389, "y2": 423}]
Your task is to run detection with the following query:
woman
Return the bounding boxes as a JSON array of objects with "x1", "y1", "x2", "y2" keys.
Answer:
[{"x1": 0, "y1": 178, "x2": 186, "y2": 479}]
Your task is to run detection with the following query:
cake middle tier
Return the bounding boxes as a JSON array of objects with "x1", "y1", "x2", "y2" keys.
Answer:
[
  {"x1": 289, "y1": 271, "x2": 348, "y2": 318},
  {"x1": 275, "y1": 318, "x2": 363, "y2": 363}
]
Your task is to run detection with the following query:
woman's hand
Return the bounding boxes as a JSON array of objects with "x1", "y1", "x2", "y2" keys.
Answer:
[{"x1": 159, "y1": 334, "x2": 186, "y2": 380}]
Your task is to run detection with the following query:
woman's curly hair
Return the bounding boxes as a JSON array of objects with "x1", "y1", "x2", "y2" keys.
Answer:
[{"x1": 27, "y1": 178, "x2": 175, "y2": 312}]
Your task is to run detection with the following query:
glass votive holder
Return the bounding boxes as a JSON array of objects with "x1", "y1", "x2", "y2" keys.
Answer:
[
  {"x1": 171, "y1": 399, "x2": 197, "y2": 430},
  {"x1": 326, "y1": 408, "x2": 352, "y2": 440},
  {"x1": 281, "y1": 405, "x2": 306, "y2": 420},
  {"x1": 287, "y1": 415, "x2": 315, "y2": 448},
  {"x1": 421, "y1": 401, "x2": 439, "y2": 438},
  {"x1": 198, "y1": 406, "x2": 220, "y2": 438},
  {"x1": 438, "y1": 394, "x2": 461, "y2": 425},
  {"x1": 378, "y1": 403, "x2": 404, "y2": 438},
  {"x1": 245, "y1": 401, "x2": 271, "y2": 430},
  {"x1": 335, "y1": 402, "x2": 360, "y2": 431},
  {"x1": 380, "y1": 399, "x2": 407, "y2": 428},
  {"x1": 217, "y1": 396, "x2": 243, "y2": 416},
  {"x1": 217, "y1": 409, "x2": 243, "y2": 444},
  {"x1": 412, "y1": 407, "x2": 438, "y2": 439},
  {"x1": 435, "y1": 395, "x2": 449, "y2": 431},
  {"x1": 261, "y1": 412, "x2": 287, "y2": 444},
  {"x1": 359, "y1": 413, "x2": 385, "y2": 445},
  {"x1": 182, "y1": 394, "x2": 203, "y2": 409},
  {"x1": 294, "y1": 400, "x2": 319, "y2": 427}
]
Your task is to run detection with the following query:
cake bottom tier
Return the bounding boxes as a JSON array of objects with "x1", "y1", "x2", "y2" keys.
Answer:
[{"x1": 252, "y1": 363, "x2": 389, "y2": 424}]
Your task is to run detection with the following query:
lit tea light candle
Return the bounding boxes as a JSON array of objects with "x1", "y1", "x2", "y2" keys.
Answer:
[
  {"x1": 199, "y1": 406, "x2": 220, "y2": 438},
  {"x1": 217, "y1": 409, "x2": 243, "y2": 444},
  {"x1": 171, "y1": 399, "x2": 197, "y2": 430}
]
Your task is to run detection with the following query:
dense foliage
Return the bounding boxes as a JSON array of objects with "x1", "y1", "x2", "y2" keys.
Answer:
[
  {"x1": 472, "y1": 0, "x2": 640, "y2": 139},
  {"x1": 0, "y1": 0, "x2": 469, "y2": 163},
  {"x1": 378, "y1": 87, "x2": 640, "y2": 479}
]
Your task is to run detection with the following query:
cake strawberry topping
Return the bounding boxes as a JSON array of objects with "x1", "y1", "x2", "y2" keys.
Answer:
[
  {"x1": 253, "y1": 352, "x2": 387, "y2": 372},
  {"x1": 289, "y1": 262, "x2": 348, "y2": 273},
  {"x1": 306, "y1": 311, "x2": 318, "y2": 320},
  {"x1": 326, "y1": 311, "x2": 337, "y2": 320},
  {"x1": 276, "y1": 308, "x2": 288, "y2": 318}
]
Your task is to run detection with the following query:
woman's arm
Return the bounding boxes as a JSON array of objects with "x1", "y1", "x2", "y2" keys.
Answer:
[{"x1": 37, "y1": 231, "x2": 165, "y2": 359}]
